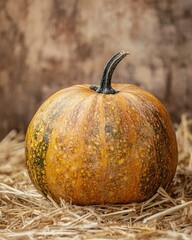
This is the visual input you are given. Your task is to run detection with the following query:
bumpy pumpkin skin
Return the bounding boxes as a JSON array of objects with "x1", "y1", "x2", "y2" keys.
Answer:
[{"x1": 25, "y1": 83, "x2": 178, "y2": 205}]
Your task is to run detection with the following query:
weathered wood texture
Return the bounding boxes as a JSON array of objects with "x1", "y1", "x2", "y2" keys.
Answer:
[{"x1": 0, "y1": 0, "x2": 192, "y2": 139}]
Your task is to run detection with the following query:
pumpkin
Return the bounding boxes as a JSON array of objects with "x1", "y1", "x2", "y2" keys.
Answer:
[{"x1": 25, "y1": 51, "x2": 178, "y2": 205}]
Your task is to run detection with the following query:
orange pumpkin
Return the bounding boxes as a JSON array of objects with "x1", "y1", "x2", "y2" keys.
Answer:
[{"x1": 25, "y1": 51, "x2": 178, "y2": 205}]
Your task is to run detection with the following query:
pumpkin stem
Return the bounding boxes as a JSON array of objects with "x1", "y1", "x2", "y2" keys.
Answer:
[{"x1": 90, "y1": 50, "x2": 129, "y2": 94}]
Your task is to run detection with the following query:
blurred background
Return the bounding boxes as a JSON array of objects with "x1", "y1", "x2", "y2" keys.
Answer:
[{"x1": 0, "y1": 0, "x2": 192, "y2": 140}]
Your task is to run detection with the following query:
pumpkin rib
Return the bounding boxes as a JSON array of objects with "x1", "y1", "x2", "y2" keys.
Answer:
[
  {"x1": 119, "y1": 92, "x2": 171, "y2": 200},
  {"x1": 105, "y1": 95, "x2": 127, "y2": 203},
  {"x1": 121, "y1": 91, "x2": 177, "y2": 196},
  {"x1": 99, "y1": 94, "x2": 111, "y2": 204},
  {"x1": 26, "y1": 89, "x2": 84, "y2": 196},
  {"x1": 102, "y1": 95, "x2": 125, "y2": 203},
  {"x1": 137, "y1": 93, "x2": 178, "y2": 185},
  {"x1": 115, "y1": 94, "x2": 150, "y2": 201},
  {"x1": 126, "y1": 93, "x2": 164, "y2": 191},
  {"x1": 77, "y1": 94, "x2": 107, "y2": 204},
  {"x1": 73, "y1": 93, "x2": 99, "y2": 204},
  {"x1": 44, "y1": 92, "x2": 97, "y2": 203},
  {"x1": 102, "y1": 94, "x2": 146, "y2": 203}
]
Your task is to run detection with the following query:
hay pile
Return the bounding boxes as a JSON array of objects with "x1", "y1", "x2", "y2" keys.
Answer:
[{"x1": 0, "y1": 115, "x2": 192, "y2": 240}]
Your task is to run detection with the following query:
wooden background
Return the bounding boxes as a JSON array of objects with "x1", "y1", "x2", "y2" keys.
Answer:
[{"x1": 0, "y1": 0, "x2": 192, "y2": 139}]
